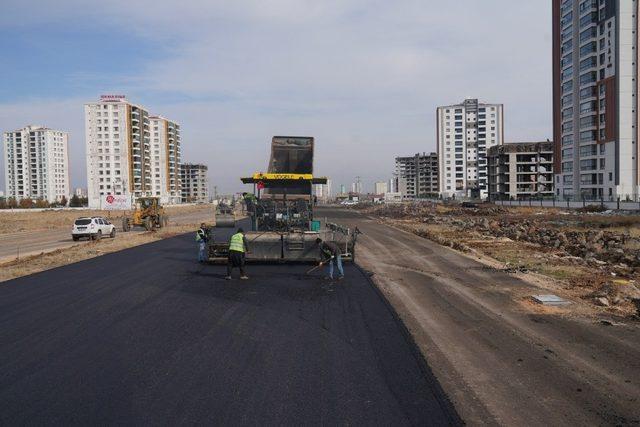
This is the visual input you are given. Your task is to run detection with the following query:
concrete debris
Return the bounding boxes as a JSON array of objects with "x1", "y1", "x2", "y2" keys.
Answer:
[{"x1": 531, "y1": 294, "x2": 571, "y2": 306}]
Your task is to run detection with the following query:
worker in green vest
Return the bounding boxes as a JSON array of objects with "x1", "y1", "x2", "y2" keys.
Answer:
[{"x1": 226, "y1": 227, "x2": 249, "y2": 280}]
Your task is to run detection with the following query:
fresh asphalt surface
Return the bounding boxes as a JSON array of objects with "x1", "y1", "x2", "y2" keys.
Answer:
[{"x1": 0, "y1": 222, "x2": 460, "y2": 425}]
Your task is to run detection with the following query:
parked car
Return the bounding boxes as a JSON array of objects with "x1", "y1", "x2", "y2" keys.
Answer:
[{"x1": 72, "y1": 217, "x2": 116, "y2": 241}]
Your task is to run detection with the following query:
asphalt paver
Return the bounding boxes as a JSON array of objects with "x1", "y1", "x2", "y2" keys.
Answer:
[{"x1": 0, "y1": 225, "x2": 459, "y2": 425}]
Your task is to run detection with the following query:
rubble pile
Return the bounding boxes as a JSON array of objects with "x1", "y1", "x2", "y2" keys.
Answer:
[{"x1": 457, "y1": 218, "x2": 640, "y2": 270}]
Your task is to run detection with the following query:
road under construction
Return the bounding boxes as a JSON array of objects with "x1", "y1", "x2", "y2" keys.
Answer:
[{"x1": 0, "y1": 136, "x2": 638, "y2": 424}]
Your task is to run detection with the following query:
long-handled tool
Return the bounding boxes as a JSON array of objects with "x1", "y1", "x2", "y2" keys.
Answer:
[{"x1": 305, "y1": 261, "x2": 325, "y2": 275}]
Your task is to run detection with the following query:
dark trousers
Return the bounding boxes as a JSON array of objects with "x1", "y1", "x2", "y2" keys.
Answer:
[{"x1": 227, "y1": 250, "x2": 246, "y2": 276}]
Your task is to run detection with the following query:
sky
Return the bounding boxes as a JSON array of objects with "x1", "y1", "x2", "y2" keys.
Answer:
[{"x1": 0, "y1": 0, "x2": 552, "y2": 195}]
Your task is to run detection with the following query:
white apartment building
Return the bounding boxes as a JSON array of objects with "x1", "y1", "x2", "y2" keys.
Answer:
[
  {"x1": 3, "y1": 125, "x2": 69, "y2": 203},
  {"x1": 553, "y1": 0, "x2": 639, "y2": 200},
  {"x1": 150, "y1": 116, "x2": 182, "y2": 204},
  {"x1": 85, "y1": 95, "x2": 152, "y2": 209},
  {"x1": 181, "y1": 163, "x2": 209, "y2": 203},
  {"x1": 314, "y1": 178, "x2": 332, "y2": 202},
  {"x1": 437, "y1": 98, "x2": 504, "y2": 199},
  {"x1": 375, "y1": 181, "x2": 388, "y2": 195}
]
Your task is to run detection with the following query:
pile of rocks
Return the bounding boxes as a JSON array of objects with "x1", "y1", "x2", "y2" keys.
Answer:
[
  {"x1": 590, "y1": 280, "x2": 640, "y2": 313},
  {"x1": 458, "y1": 217, "x2": 640, "y2": 269}
]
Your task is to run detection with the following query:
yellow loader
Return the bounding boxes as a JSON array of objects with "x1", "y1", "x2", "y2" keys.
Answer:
[{"x1": 122, "y1": 197, "x2": 168, "y2": 231}]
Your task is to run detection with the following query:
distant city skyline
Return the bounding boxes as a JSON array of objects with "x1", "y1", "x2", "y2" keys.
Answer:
[{"x1": 0, "y1": 1, "x2": 552, "y2": 193}]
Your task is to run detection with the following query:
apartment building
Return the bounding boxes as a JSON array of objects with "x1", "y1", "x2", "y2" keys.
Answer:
[
  {"x1": 314, "y1": 178, "x2": 332, "y2": 203},
  {"x1": 3, "y1": 125, "x2": 69, "y2": 203},
  {"x1": 181, "y1": 163, "x2": 209, "y2": 203},
  {"x1": 394, "y1": 152, "x2": 438, "y2": 199},
  {"x1": 436, "y1": 98, "x2": 504, "y2": 199},
  {"x1": 374, "y1": 181, "x2": 388, "y2": 195},
  {"x1": 85, "y1": 95, "x2": 152, "y2": 208},
  {"x1": 487, "y1": 141, "x2": 554, "y2": 200},
  {"x1": 553, "y1": 0, "x2": 638, "y2": 200},
  {"x1": 150, "y1": 116, "x2": 182, "y2": 204}
]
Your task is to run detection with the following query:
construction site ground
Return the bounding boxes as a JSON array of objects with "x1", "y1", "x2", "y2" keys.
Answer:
[
  {"x1": 0, "y1": 219, "x2": 459, "y2": 425},
  {"x1": 355, "y1": 203, "x2": 640, "y2": 318},
  {"x1": 1, "y1": 206, "x2": 638, "y2": 424},
  {"x1": 318, "y1": 207, "x2": 639, "y2": 425},
  {"x1": 0, "y1": 204, "x2": 216, "y2": 282}
]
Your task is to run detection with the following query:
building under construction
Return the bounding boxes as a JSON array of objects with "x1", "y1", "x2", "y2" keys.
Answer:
[{"x1": 487, "y1": 141, "x2": 554, "y2": 200}]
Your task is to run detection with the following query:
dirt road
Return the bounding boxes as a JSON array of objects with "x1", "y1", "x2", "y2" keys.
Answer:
[
  {"x1": 319, "y1": 207, "x2": 639, "y2": 425},
  {"x1": 0, "y1": 206, "x2": 215, "y2": 262}
]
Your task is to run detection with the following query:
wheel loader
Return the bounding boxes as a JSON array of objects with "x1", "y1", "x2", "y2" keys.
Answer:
[{"x1": 122, "y1": 197, "x2": 168, "y2": 231}]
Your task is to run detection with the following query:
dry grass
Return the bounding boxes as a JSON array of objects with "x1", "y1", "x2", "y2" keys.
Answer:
[
  {"x1": 0, "y1": 204, "x2": 213, "y2": 235},
  {"x1": 0, "y1": 224, "x2": 196, "y2": 283}
]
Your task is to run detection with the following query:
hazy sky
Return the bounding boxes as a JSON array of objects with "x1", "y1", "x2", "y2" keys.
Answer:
[{"x1": 0, "y1": 1, "x2": 552, "y2": 194}]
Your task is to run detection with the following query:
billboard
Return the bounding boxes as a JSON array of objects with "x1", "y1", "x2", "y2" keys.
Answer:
[{"x1": 101, "y1": 195, "x2": 131, "y2": 210}]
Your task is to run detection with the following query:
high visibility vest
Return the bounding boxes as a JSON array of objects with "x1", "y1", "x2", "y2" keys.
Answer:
[{"x1": 229, "y1": 233, "x2": 245, "y2": 252}]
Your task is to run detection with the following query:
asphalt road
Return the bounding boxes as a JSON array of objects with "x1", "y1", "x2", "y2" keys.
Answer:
[
  {"x1": 0, "y1": 222, "x2": 459, "y2": 425},
  {"x1": 319, "y1": 207, "x2": 640, "y2": 425},
  {"x1": 0, "y1": 208, "x2": 214, "y2": 262}
]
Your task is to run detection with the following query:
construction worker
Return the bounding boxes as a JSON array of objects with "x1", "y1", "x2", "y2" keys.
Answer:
[
  {"x1": 196, "y1": 223, "x2": 209, "y2": 263},
  {"x1": 242, "y1": 192, "x2": 258, "y2": 231},
  {"x1": 226, "y1": 227, "x2": 249, "y2": 280},
  {"x1": 315, "y1": 238, "x2": 344, "y2": 281}
]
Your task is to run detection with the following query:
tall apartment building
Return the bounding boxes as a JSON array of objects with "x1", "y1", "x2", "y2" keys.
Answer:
[
  {"x1": 487, "y1": 141, "x2": 554, "y2": 200},
  {"x1": 436, "y1": 98, "x2": 504, "y2": 199},
  {"x1": 394, "y1": 152, "x2": 438, "y2": 199},
  {"x1": 375, "y1": 181, "x2": 388, "y2": 195},
  {"x1": 3, "y1": 125, "x2": 69, "y2": 203},
  {"x1": 351, "y1": 180, "x2": 363, "y2": 194},
  {"x1": 84, "y1": 95, "x2": 152, "y2": 208},
  {"x1": 553, "y1": 0, "x2": 638, "y2": 200},
  {"x1": 150, "y1": 116, "x2": 182, "y2": 204},
  {"x1": 314, "y1": 178, "x2": 332, "y2": 203},
  {"x1": 181, "y1": 163, "x2": 209, "y2": 203}
]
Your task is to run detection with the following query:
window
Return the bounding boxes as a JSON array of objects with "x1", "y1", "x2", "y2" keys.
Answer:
[
  {"x1": 579, "y1": 11, "x2": 597, "y2": 29},
  {"x1": 562, "y1": 148, "x2": 573, "y2": 159},
  {"x1": 580, "y1": 159, "x2": 598, "y2": 170},
  {"x1": 579, "y1": 26, "x2": 597, "y2": 43},
  {"x1": 579, "y1": 56, "x2": 597, "y2": 71},
  {"x1": 579, "y1": 71, "x2": 597, "y2": 85},
  {"x1": 579, "y1": 41, "x2": 597, "y2": 57},
  {"x1": 562, "y1": 121, "x2": 574, "y2": 132},
  {"x1": 580, "y1": 130, "x2": 597, "y2": 142},
  {"x1": 579, "y1": 115, "x2": 596, "y2": 128},
  {"x1": 579, "y1": 144, "x2": 597, "y2": 156},
  {"x1": 579, "y1": 100, "x2": 596, "y2": 113},
  {"x1": 579, "y1": 86, "x2": 597, "y2": 99},
  {"x1": 562, "y1": 161, "x2": 573, "y2": 173}
]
